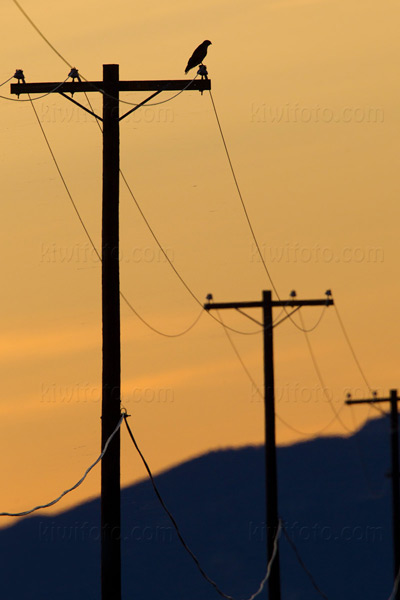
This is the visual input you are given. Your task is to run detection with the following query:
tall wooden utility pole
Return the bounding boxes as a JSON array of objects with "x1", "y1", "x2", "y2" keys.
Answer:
[
  {"x1": 346, "y1": 389, "x2": 400, "y2": 599},
  {"x1": 205, "y1": 289, "x2": 333, "y2": 600},
  {"x1": 11, "y1": 66, "x2": 211, "y2": 600}
]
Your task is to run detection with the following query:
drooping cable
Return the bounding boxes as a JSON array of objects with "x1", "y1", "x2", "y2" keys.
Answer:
[
  {"x1": 299, "y1": 309, "x2": 387, "y2": 499},
  {"x1": 289, "y1": 305, "x2": 328, "y2": 333},
  {"x1": 123, "y1": 414, "x2": 281, "y2": 600},
  {"x1": 69, "y1": 92, "x2": 257, "y2": 337},
  {"x1": 119, "y1": 166, "x2": 264, "y2": 335},
  {"x1": 11, "y1": 0, "x2": 72, "y2": 68},
  {"x1": 208, "y1": 90, "x2": 278, "y2": 299},
  {"x1": 0, "y1": 75, "x2": 13, "y2": 87},
  {"x1": 0, "y1": 78, "x2": 69, "y2": 102},
  {"x1": 208, "y1": 90, "x2": 330, "y2": 335},
  {"x1": 246, "y1": 519, "x2": 282, "y2": 600},
  {"x1": 28, "y1": 92, "x2": 207, "y2": 338},
  {"x1": 281, "y1": 520, "x2": 329, "y2": 600},
  {"x1": 334, "y1": 301, "x2": 373, "y2": 393},
  {"x1": 29, "y1": 94, "x2": 99, "y2": 254},
  {"x1": 84, "y1": 74, "x2": 200, "y2": 107},
  {"x1": 216, "y1": 309, "x2": 348, "y2": 438},
  {"x1": 0, "y1": 415, "x2": 123, "y2": 517},
  {"x1": 298, "y1": 308, "x2": 353, "y2": 434},
  {"x1": 12, "y1": 0, "x2": 199, "y2": 110},
  {"x1": 10, "y1": 0, "x2": 282, "y2": 338},
  {"x1": 120, "y1": 290, "x2": 204, "y2": 337},
  {"x1": 348, "y1": 404, "x2": 386, "y2": 499}
]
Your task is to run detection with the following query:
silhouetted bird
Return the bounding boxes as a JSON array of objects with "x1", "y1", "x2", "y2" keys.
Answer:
[
  {"x1": 14, "y1": 69, "x2": 25, "y2": 83},
  {"x1": 185, "y1": 40, "x2": 212, "y2": 74}
]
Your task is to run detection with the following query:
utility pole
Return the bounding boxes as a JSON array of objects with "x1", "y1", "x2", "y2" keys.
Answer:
[
  {"x1": 11, "y1": 66, "x2": 211, "y2": 600},
  {"x1": 205, "y1": 289, "x2": 333, "y2": 600},
  {"x1": 345, "y1": 389, "x2": 400, "y2": 598}
]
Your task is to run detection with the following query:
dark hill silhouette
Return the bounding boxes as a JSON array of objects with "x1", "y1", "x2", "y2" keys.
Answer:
[{"x1": 0, "y1": 415, "x2": 394, "y2": 599}]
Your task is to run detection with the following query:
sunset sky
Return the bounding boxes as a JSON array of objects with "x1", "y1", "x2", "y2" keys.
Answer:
[{"x1": 1, "y1": 0, "x2": 399, "y2": 525}]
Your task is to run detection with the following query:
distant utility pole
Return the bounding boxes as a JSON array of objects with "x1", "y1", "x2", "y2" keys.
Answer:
[
  {"x1": 346, "y1": 389, "x2": 400, "y2": 598},
  {"x1": 205, "y1": 289, "x2": 333, "y2": 600},
  {"x1": 11, "y1": 65, "x2": 211, "y2": 600}
]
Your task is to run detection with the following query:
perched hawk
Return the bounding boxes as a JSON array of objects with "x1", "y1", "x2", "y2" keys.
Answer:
[{"x1": 185, "y1": 40, "x2": 212, "y2": 74}]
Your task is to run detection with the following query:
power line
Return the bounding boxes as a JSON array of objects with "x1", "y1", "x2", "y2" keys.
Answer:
[
  {"x1": 27, "y1": 91, "x2": 208, "y2": 338},
  {"x1": 84, "y1": 73, "x2": 201, "y2": 107},
  {"x1": 215, "y1": 308, "x2": 349, "y2": 439},
  {"x1": 281, "y1": 520, "x2": 329, "y2": 600},
  {"x1": 208, "y1": 90, "x2": 278, "y2": 298},
  {"x1": 299, "y1": 310, "x2": 388, "y2": 500},
  {"x1": 0, "y1": 414, "x2": 123, "y2": 517},
  {"x1": 10, "y1": 0, "x2": 303, "y2": 340},
  {"x1": 120, "y1": 291, "x2": 204, "y2": 338},
  {"x1": 118, "y1": 167, "x2": 265, "y2": 336},
  {"x1": 0, "y1": 77, "x2": 69, "y2": 101},
  {"x1": 11, "y1": 0, "x2": 72, "y2": 68},
  {"x1": 208, "y1": 90, "x2": 331, "y2": 336},
  {"x1": 348, "y1": 404, "x2": 387, "y2": 499},
  {"x1": 68, "y1": 86, "x2": 262, "y2": 338},
  {"x1": 79, "y1": 90, "x2": 211, "y2": 338},
  {"x1": 289, "y1": 305, "x2": 328, "y2": 333},
  {"x1": 24, "y1": 70, "x2": 255, "y2": 340},
  {"x1": 28, "y1": 93, "x2": 99, "y2": 255},
  {"x1": 298, "y1": 308, "x2": 354, "y2": 434},
  {"x1": 0, "y1": 75, "x2": 13, "y2": 87},
  {"x1": 123, "y1": 414, "x2": 281, "y2": 600},
  {"x1": 11, "y1": 0, "x2": 201, "y2": 113},
  {"x1": 334, "y1": 301, "x2": 373, "y2": 393}
]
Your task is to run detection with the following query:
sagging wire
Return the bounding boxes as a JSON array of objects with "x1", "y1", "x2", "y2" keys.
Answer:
[
  {"x1": 0, "y1": 74, "x2": 69, "y2": 102},
  {"x1": 11, "y1": 0, "x2": 72, "y2": 68},
  {"x1": 0, "y1": 75, "x2": 14, "y2": 87},
  {"x1": 123, "y1": 413, "x2": 281, "y2": 600},
  {"x1": 28, "y1": 93, "x2": 99, "y2": 257},
  {"x1": 208, "y1": 90, "x2": 332, "y2": 335},
  {"x1": 0, "y1": 414, "x2": 123, "y2": 517},
  {"x1": 215, "y1": 308, "x2": 348, "y2": 438},
  {"x1": 10, "y1": 0, "x2": 267, "y2": 338},
  {"x1": 334, "y1": 301, "x2": 372, "y2": 392},
  {"x1": 281, "y1": 520, "x2": 329, "y2": 600},
  {"x1": 27, "y1": 90, "x2": 207, "y2": 338},
  {"x1": 83, "y1": 73, "x2": 200, "y2": 107},
  {"x1": 299, "y1": 310, "x2": 387, "y2": 499},
  {"x1": 298, "y1": 308, "x2": 353, "y2": 434}
]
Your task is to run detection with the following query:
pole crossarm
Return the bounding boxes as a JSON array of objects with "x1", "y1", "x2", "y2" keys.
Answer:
[
  {"x1": 346, "y1": 397, "x2": 399, "y2": 405},
  {"x1": 204, "y1": 298, "x2": 333, "y2": 311},
  {"x1": 10, "y1": 79, "x2": 211, "y2": 96},
  {"x1": 346, "y1": 390, "x2": 399, "y2": 405}
]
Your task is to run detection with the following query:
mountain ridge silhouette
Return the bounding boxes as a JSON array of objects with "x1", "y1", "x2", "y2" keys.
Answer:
[{"x1": 0, "y1": 415, "x2": 393, "y2": 599}]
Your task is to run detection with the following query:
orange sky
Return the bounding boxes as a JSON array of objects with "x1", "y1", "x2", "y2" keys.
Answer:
[{"x1": 0, "y1": 0, "x2": 399, "y2": 526}]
